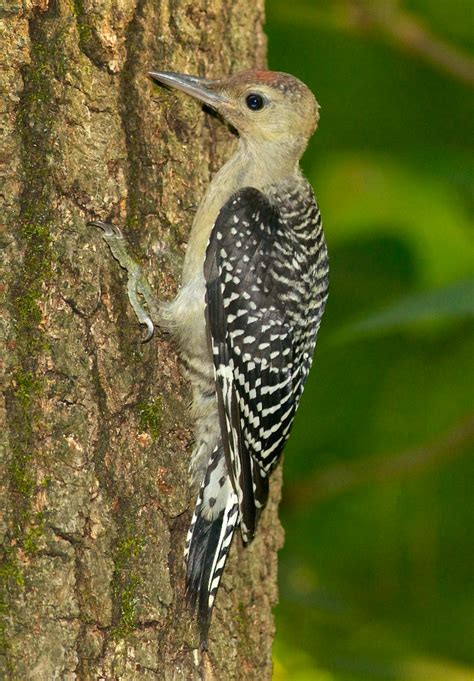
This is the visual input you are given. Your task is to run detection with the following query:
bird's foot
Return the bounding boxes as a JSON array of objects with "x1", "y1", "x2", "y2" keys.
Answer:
[{"x1": 89, "y1": 220, "x2": 160, "y2": 342}]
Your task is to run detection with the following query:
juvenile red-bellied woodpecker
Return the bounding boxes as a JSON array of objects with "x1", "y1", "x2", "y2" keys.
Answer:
[{"x1": 91, "y1": 69, "x2": 328, "y2": 647}]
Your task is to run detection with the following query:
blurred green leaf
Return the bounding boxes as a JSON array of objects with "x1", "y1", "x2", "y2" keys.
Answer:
[
  {"x1": 311, "y1": 154, "x2": 474, "y2": 288},
  {"x1": 335, "y1": 279, "x2": 474, "y2": 340}
]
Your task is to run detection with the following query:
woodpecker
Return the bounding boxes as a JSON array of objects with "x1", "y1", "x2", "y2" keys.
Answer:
[{"x1": 91, "y1": 69, "x2": 328, "y2": 647}]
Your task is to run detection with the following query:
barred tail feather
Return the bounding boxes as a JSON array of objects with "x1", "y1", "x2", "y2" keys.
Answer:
[{"x1": 185, "y1": 464, "x2": 239, "y2": 647}]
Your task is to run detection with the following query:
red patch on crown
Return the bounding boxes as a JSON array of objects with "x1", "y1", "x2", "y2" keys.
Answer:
[
  {"x1": 248, "y1": 70, "x2": 281, "y2": 82},
  {"x1": 227, "y1": 69, "x2": 306, "y2": 93}
]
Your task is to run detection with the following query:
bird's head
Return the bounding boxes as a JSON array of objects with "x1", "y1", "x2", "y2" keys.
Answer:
[{"x1": 149, "y1": 69, "x2": 319, "y2": 161}]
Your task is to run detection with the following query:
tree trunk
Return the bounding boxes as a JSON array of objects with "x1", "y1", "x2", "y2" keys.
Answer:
[{"x1": 1, "y1": 1, "x2": 284, "y2": 678}]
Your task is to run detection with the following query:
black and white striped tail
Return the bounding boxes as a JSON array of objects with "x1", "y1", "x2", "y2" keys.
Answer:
[{"x1": 185, "y1": 446, "x2": 239, "y2": 647}]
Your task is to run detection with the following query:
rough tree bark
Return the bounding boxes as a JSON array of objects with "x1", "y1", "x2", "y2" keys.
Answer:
[{"x1": 1, "y1": 0, "x2": 284, "y2": 678}]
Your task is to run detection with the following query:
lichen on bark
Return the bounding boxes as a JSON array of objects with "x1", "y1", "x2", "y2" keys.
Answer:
[{"x1": 1, "y1": 0, "x2": 282, "y2": 679}]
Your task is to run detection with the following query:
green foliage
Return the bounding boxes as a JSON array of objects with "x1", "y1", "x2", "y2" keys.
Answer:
[
  {"x1": 336, "y1": 279, "x2": 474, "y2": 340},
  {"x1": 266, "y1": 1, "x2": 474, "y2": 679}
]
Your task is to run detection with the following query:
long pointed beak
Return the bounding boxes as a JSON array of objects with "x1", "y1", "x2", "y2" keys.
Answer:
[{"x1": 149, "y1": 71, "x2": 228, "y2": 108}]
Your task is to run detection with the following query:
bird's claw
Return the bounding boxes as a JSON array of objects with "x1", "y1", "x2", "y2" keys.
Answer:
[
  {"x1": 88, "y1": 220, "x2": 123, "y2": 239},
  {"x1": 89, "y1": 219, "x2": 160, "y2": 342},
  {"x1": 142, "y1": 316, "x2": 155, "y2": 343}
]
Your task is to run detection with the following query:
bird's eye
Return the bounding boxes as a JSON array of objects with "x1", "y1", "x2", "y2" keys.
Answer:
[{"x1": 245, "y1": 93, "x2": 265, "y2": 111}]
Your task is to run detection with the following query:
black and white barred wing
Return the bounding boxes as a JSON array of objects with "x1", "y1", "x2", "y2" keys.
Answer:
[{"x1": 204, "y1": 187, "x2": 307, "y2": 543}]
